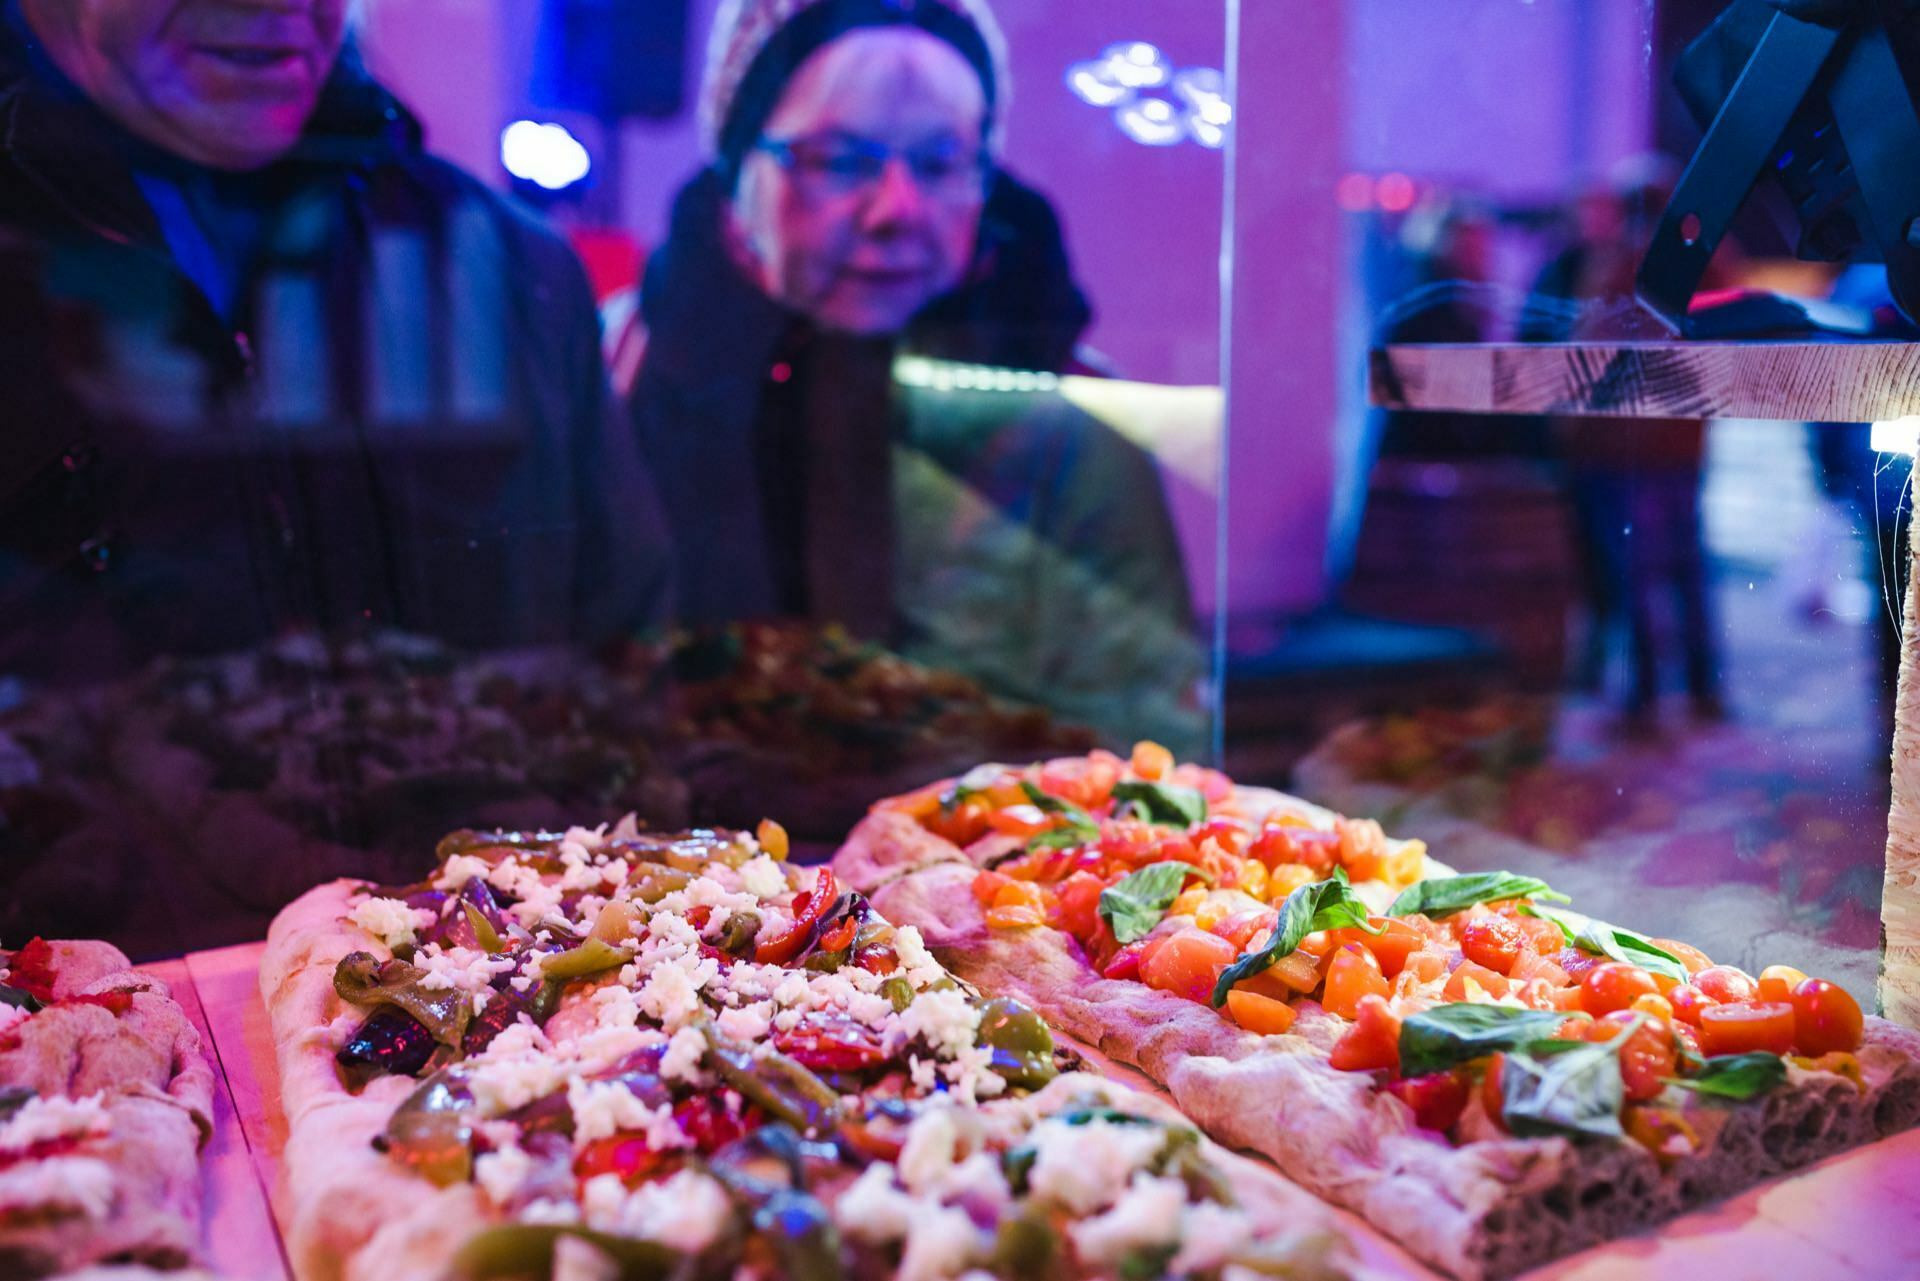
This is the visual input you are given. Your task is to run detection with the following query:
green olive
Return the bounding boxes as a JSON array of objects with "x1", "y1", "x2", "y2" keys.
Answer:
[
  {"x1": 381, "y1": 1070, "x2": 475, "y2": 1188},
  {"x1": 882, "y1": 977, "x2": 915, "y2": 1013},
  {"x1": 992, "y1": 1213, "x2": 1061, "y2": 1278},
  {"x1": 975, "y1": 997, "x2": 1059, "y2": 1091},
  {"x1": 628, "y1": 865, "x2": 694, "y2": 903},
  {"x1": 719, "y1": 910, "x2": 763, "y2": 955}
]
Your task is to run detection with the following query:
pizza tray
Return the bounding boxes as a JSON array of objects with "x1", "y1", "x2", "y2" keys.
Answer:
[{"x1": 180, "y1": 940, "x2": 1920, "y2": 1281}]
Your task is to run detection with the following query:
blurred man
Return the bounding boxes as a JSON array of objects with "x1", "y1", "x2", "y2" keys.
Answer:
[
  {"x1": 0, "y1": 0, "x2": 672, "y2": 952},
  {"x1": 0, "y1": 0, "x2": 670, "y2": 676},
  {"x1": 618, "y1": 0, "x2": 1204, "y2": 753}
]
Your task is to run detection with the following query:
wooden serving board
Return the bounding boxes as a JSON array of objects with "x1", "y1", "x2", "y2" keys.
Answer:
[{"x1": 178, "y1": 940, "x2": 1920, "y2": 1281}]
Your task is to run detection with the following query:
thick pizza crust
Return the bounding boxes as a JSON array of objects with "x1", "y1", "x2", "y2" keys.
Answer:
[
  {"x1": 848, "y1": 807, "x2": 1920, "y2": 1281},
  {"x1": 259, "y1": 878, "x2": 480, "y2": 1281}
]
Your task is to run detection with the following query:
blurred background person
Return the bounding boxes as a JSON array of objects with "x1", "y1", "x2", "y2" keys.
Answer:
[
  {"x1": 0, "y1": 0, "x2": 672, "y2": 950},
  {"x1": 1523, "y1": 156, "x2": 1724, "y2": 731},
  {"x1": 618, "y1": 0, "x2": 1204, "y2": 753},
  {"x1": 0, "y1": 0, "x2": 670, "y2": 679}
]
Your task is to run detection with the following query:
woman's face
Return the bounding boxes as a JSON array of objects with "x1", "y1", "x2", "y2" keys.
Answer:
[
  {"x1": 20, "y1": 0, "x2": 349, "y2": 170},
  {"x1": 729, "y1": 27, "x2": 989, "y2": 336}
]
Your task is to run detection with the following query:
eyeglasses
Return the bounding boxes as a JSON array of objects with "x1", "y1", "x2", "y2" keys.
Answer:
[{"x1": 754, "y1": 132, "x2": 991, "y2": 203}]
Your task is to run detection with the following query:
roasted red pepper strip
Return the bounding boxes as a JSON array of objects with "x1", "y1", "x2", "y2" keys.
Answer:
[
  {"x1": 754, "y1": 869, "x2": 838, "y2": 966},
  {"x1": 60, "y1": 991, "x2": 133, "y2": 1017},
  {"x1": 774, "y1": 1012, "x2": 891, "y2": 1072},
  {"x1": 7, "y1": 938, "x2": 58, "y2": 1004},
  {"x1": 815, "y1": 914, "x2": 859, "y2": 956}
]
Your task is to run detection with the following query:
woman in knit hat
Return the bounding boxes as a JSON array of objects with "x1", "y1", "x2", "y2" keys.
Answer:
[{"x1": 622, "y1": 0, "x2": 1204, "y2": 755}]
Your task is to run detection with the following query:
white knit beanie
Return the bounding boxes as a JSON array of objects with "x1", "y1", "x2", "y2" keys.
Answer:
[{"x1": 698, "y1": 0, "x2": 1011, "y2": 166}]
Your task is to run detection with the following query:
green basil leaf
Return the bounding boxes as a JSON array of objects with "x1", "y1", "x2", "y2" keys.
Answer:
[
  {"x1": 1387, "y1": 872, "x2": 1568, "y2": 919},
  {"x1": 942, "y1": 763, "x2": 1008, "y2": 811},
  {"x1": 1518, "y1": 904, "x2": 1688, "y2": 984},
  {"x1": 1397, "y1": 1004, "x2": 1573, "y2": 1077},
  {"x1": 1666, "y1": 1052, "x2": 1788, "y2": 1101},
  {"x1": 1025, "y1": 822, "x2": 1100, "y2": 852},
  {"x1": 1500, "y1": 1014, "x2": 1643, "y2": 1140},
  {"x1": 1209, "y1": 871, "x2": 1381, "y2": 1007},
  {"x1": 0, "y1": 985, "x2": 42, "y2": 1015},
  {"x1": 1019, "y1": 781, "x2": 1095, "y2": 823},
  {"x1": 1110, "y1": 780, "x2": 1207, "y2": 828},
  {"x1": 1099, "y1": 862, "x2": 1200, "y2": 945}
]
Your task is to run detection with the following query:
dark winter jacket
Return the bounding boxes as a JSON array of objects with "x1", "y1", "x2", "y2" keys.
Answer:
[
  {"x1": 0, "y1": 15, "x2": 672, "y2": 684},
  {"x1": 625, "y1": 168, "x2": 1204, "y2": 752}
]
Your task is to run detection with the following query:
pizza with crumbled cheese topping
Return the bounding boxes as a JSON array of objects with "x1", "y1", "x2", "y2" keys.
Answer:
[
  {"x1": 835, "y1": 744, "x2": 1920, "y2": 1280},
  {"x1": 260, "y1": 818, "x2": 1357, "y2": 1281},
  {"x1": 0, "y1": 938, "x2": 216, "y2": 1278}
]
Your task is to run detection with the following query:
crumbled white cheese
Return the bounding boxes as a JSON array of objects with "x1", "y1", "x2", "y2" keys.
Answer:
[
  {"x1": 897, "y1": 989, "x2": 980, "y2": 1059},
  {"x1": 0, "y1": 1094, "x2": 110, "y2": 1152},
  {"x1": 518, "y1": 1198, "x2": 584, "y2": 1226},
  {"x1": 567, "y1": 1079, "x2": 688, "y2": 1150},
  {"x1": 467, "y1": 1052, "x2": 568, "y2": 1116},
  {"x1": 772, "y1": 972, "x2": 811, "y2": 1008},
  {"x1": 897, "y1": 1106, "x2": 962, "y2": 1192},
  {"x1": 635, "y1": 953, "x2": 714, "y2": 1031},
  {"x1": 660, "y1": 1025, "x2": 708, "y2": 1085},
  {"x1": 941, "y1": 1044, "x2": 1006, "y2": 1105},
  {"x1": 898, "y1": 1204, "x2": 984, "y2": 1281},
  {"x1": 435, "y1": 854, "x2": 493, "y2": 892},
  {"x1": 596, "y1": 1169, "x2": 734, "y2": 1254},
  {"x1": 1069, "y1": 1173, "x2": 1188, "y2": 1267},
  {"x1": 909, "y1": 1057, "x2": 939, "y2": 1091},
  {"x1": 1026, "y1": 1118, "x2": 1170, "y2": 1215},
  {"x1": 928, "y1": 1153, "x2": 1011, "y2": 1212},
  {"x1": 716, "y1": 1002, "x2": 772, "y2": 1043},
  {"x1": 349, "y1": 896, "x2": 429, "y2": 950},
  {"x1": 738, "y1": 855, "x2": 789, "y2": 900},
  {"x1": 474, "y1": 1143, "x2": 534, "y2": 1208},
  {"x1": 0, "y1": 1004, "x2": 27, "y2": 1038},
  {"x1": 414, "y1": 945, "x2": 516, "y2": 994},
  {"x1": 0, "y1": 1156, "x2": 115, "y2": 1220},
  {"x1": 1170, "y1": 1200, "x2": 1256, "y2": 1273},
  {"x1": 481, "y1": 1018, "x2": 549, "y2": 1062},
  {"x1": 893, "y1": 926, "x2": 947, "y2": 989},
  {"x1": 833, "y1": 1164, "x2": 917, "y2": 1245}
]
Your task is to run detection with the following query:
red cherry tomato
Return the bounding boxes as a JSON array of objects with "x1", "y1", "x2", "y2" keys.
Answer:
[
  {"x1": 1790, "y1": 979, "x2": 1865, "y2": 1056},
  {"x1": 1139, "y1": 929, "x2": 1237, "y2": 1005},
  {"x1": 1460, "y1": 915, "x2": 1526, "y2": 976},
  {"x1": 1594, "y1": 1010, "x2": 1679, "y2": 1102},
  {"x1": 1666, "y1": 984, "x2": 1711, "y2": 1027},
  {"x1": 1322, "y1": 943, "x2": 1390, "y2": 1020},
  {"x1": 1697, "y1": 1000, "x2": 1797, "y2": 1057},
  {"x1": 1327, "y1": 994, "x2": 1401, "y2": 1073},
  {"x1": 1052, "y1": 872, "x2": 1106, "y2": 942},
  {"x1": 1102, "y1": 941, "x2": 1146, "y2": 982},
  {"x1": 1579, "y1": 963, "x2": 1660, "y2": 1017},
  {"x1": 1692, "y1": 965, "x2": 1758, "y2": 1005},
  {"x1": 1386, "y1": 1070, "x2": 1471, "y2": 1133},
  {"x1": 574, "y1": 1134, "x2": 670, "y2": 1187},
  {"x1": 1442, "y1": 961, "x2": 1511, "y2": 1002},
  {"x1": 1480, "y1": 1053, "x2": 1508, "y2": 1130}
]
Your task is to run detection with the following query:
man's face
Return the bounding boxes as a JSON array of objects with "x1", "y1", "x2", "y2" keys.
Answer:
[
  {"x1": 20, "y1": 0, "x2": 349, "y2": 170},
  {"x1": 729, "y1": 27, "x2": 988, "y2": 336}
]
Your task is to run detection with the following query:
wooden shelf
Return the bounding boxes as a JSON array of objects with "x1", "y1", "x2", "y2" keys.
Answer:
[{"x1": 1371, "y1": 340, "x2": 1920, "y2": 422}]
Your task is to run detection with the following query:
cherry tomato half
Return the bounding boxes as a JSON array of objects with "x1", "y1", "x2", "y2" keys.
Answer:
[{"x1": 1697, "y1": 1000, "x2": 1796, "y2": 1057}]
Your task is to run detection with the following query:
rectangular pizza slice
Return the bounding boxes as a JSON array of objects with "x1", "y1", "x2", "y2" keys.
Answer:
[
  {"x1": 834, "y1": 744, "x2": 1920, "y2": 1280},
  {"x1": 0, "y1": 938, "x2": 216, "y2": 1279},
  {"x1": 259, "y1": 818, "x2": 1362, "y2": 1281}
]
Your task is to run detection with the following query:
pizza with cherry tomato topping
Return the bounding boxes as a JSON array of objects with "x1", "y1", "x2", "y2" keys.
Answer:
[
  {"x1": 834, "y1": 745, "x2": 1920, "y2": 1281},
  {"x1": 260, "y1": 817, "x2": 1359, "y2": 1281},
  {"x1": 0, "y1": 937, "x2": 216, "y2": 1277}
]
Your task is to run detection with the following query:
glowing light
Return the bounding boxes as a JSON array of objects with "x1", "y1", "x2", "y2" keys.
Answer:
[
  {"x1": 893, "y1": 357, "x2": 1060, "y2": 395},
  {"x1": 1335, "y1": 172, "x2": 1375, "y2": 211},
  {"x1": 1872, "y1": 417, "x2": 1920, "y2": 455},
  {"x1": 1066, "y1": 43, "x2": 1228, "y2": 149},
  {"x1": 500, "y1": 120, "x2": 591, "y2": 191},
  {"x1": 1067, "y1": 64, "x2": 1132, "y2": 107},
  {"x1": 1106, "y1": 41, "x2": 1171, "y2": 89},
  {"x1": 1376, "y1": 172, "x2": 1417, "y2": 213},
  {"x1": 1117, "y1": 97, "x2": 1186, "y2": 147}
]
